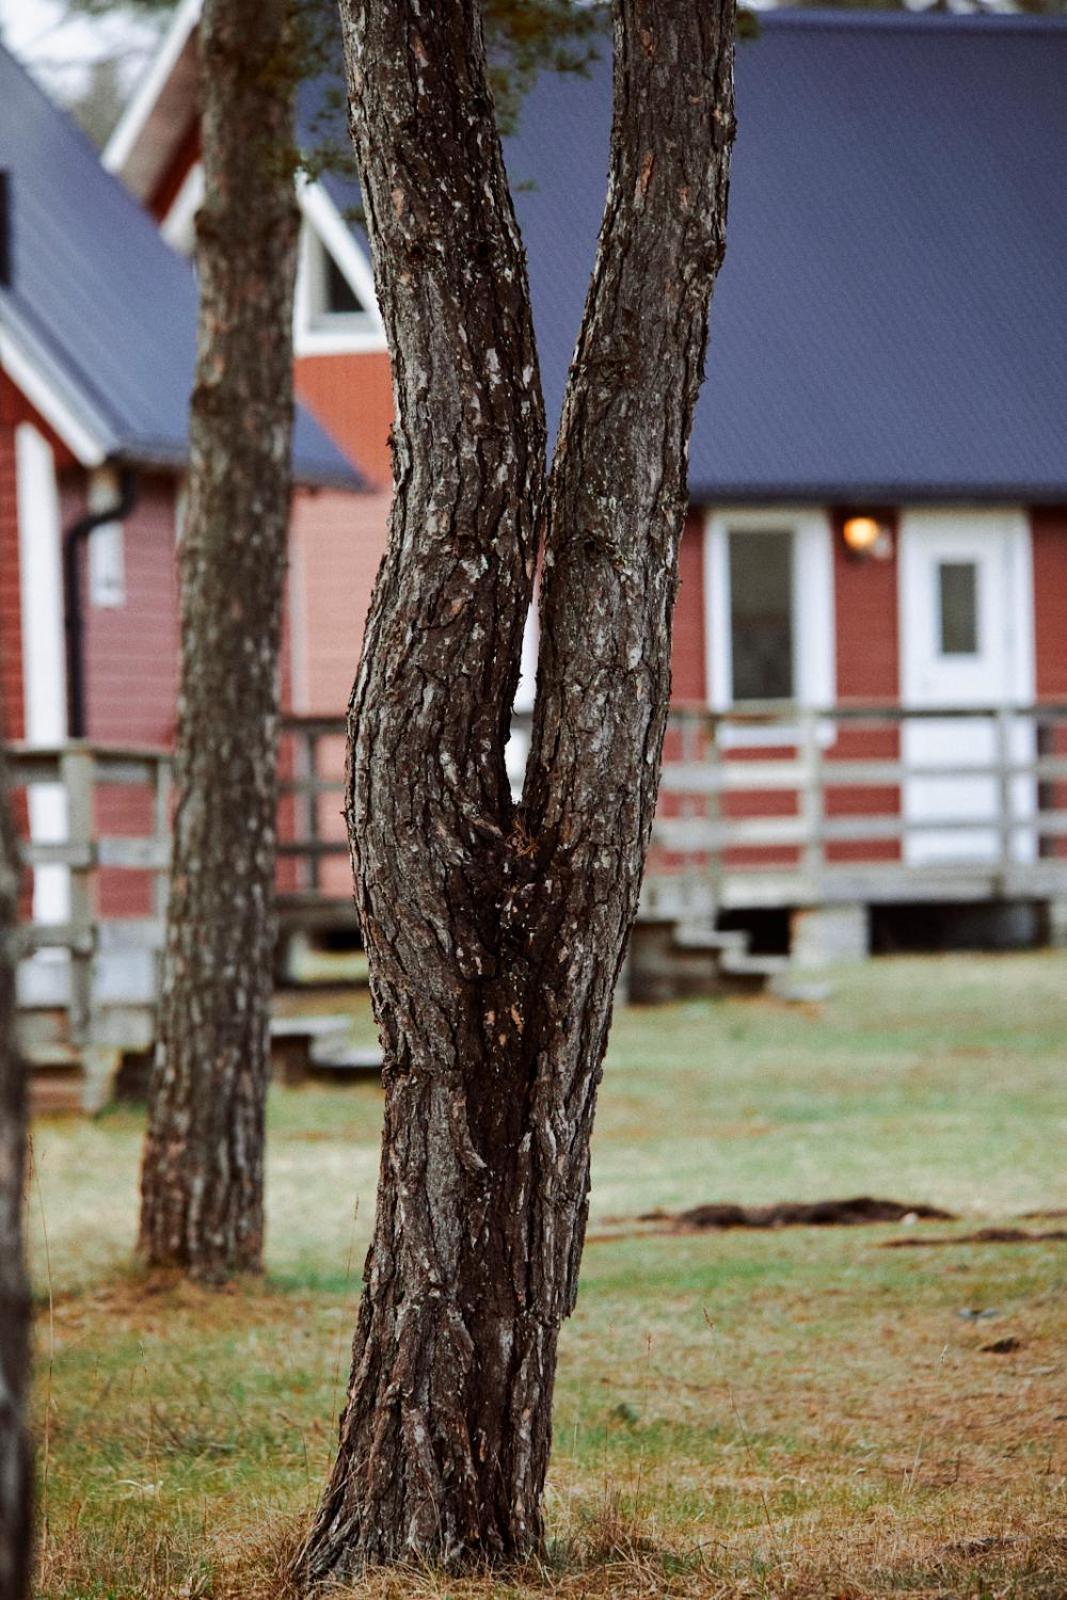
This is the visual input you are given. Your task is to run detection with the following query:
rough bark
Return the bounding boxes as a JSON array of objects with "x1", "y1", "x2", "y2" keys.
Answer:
[
  {"x1": 138, "y1": 0, "x2": 300, "y2": 1281},
  {"x1": 299, "y1": 0, "x2": 734, "y2": 1579},
  {"x1": 0, "y1": 741, "x2": 31, "y2": 1600}
]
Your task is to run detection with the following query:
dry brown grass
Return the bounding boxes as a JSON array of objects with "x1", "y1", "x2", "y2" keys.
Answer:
[{"x1": 28, "y1": 955, "x2": 1067, "y2": 1598}]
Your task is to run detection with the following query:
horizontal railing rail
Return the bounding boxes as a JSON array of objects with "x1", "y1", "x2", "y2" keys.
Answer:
[{"x1": 10, "y1": 703, "x2": 1067, "y2": 1034}]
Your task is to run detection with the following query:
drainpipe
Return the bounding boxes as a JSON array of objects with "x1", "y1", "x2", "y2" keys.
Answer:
[{"x1": 63, "y1": 468, "x2": 138, "y2": 738}]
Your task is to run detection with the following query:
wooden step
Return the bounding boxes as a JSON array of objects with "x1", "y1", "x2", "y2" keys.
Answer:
[
  {"x1": 26, "y1": 1045, "x2": 83, "y2": 1117},
  {"x1": 270, "y1": 1014, "x2": 353, "y2": 1085},
  {"x1": 305, "y1": 1046, "x2": 383, "y2": 1082}
]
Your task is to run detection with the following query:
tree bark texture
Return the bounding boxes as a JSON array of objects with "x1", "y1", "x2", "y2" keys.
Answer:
[
  {"x1": 139, "y1": 0, "x2": 300, "y2": 1281},
  {"x1": 0, "y1": 741, "x2": 30, "y2": 1600},
  {"x1": 300, "y1": 0, "x2": 735, "y2": 1579}
]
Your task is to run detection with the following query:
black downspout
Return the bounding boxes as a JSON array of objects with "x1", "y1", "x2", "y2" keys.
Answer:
[{"x1": 63, "y1": 468, "x2": 139, "y2": 738}]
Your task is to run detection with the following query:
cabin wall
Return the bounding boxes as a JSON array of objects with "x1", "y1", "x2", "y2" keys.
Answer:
[
  {"x1": 77, "y1": 473, "x2": 180, "y2": 747},
  {"x1": 150, "y1": 118, "x2": 200, "y2": 223},
  {"x1": 295, "y1": 352, "x2": 395, "y2": 489},
  {"x1": 289, "y1": 486, "x2": 390, "y2": 717},
  {"x1": 826, "y1": 508, "x2": 901, "y2": 862},
  {"x1": 1031, "y1": 506, "x2": 1067, "y2": 862},
  {"x1": 289, "y1": 484, "x2": 391, "y2": 899}
]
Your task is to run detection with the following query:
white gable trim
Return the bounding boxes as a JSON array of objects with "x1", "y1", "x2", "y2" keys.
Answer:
[
  {"x1": 103, "y1": 0, "x2": 203, "y2": 181},
  {"x1": 0, "y1": 325, "x2": 108, "y2": 468},
  {"x1": 703, "y1": 505, "x2": 836, "y2": 713},
  {"x1": 161, "y1": 161, "x2": 205, "y2": 255},
  {"x1": 294, "y1": 181, "x2": 386, "y2": 357}
]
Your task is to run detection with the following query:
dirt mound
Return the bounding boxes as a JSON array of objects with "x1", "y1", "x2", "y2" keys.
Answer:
[{"x1": 637, "y1": 1196, "x2": 957, "y2": 1232}]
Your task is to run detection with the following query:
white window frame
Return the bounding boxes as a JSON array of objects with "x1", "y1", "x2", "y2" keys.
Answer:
[
  {"x1": 293, "y1": 182, "x2": 386, "y2": 356},
  {"x1": 87, "y1": 467, "x2": 127, "y2": 608},
  {"x1": 703, "y1": 506, "x2": 835, "y2": 741}
]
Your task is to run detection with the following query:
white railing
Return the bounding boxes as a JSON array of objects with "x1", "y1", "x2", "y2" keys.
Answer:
[
  {"x1": 11, "y1": 704, "x2": 1067, "y2": 1037},
  {"x1": 647, "y1": 701, "x2": 1067, "y2": 917}
]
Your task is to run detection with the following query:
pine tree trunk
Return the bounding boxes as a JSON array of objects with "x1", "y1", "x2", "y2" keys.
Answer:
[
  {"x1": 0, "y1": 742, "x2": 31, "y2": 1600},
  {"x1": 299, "y1": 0, "x2": 735, "y2": 1578},
  {"x1": 138, "y1": 0, "x2": 300, "y2": 1281}
]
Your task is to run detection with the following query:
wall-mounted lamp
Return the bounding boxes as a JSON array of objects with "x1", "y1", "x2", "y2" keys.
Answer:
[{"x1": 842, "y1": 515, "x2": 893, "y2": 561}]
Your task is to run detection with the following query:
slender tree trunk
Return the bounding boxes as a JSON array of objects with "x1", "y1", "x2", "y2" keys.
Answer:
[
  {"x1": 139, "y1": 0, "x2": 300, "y2": 1281},
  {"x1": 0, "y1": 741, "x2": 31, "y2": 1600},
  {"x1": 299, "y1": 0, "x2": 734, "y2": 1579}
]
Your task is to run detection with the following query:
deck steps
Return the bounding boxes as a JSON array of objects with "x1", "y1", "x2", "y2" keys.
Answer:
[
  {"x1": 304, "y1": 1045, "x2": 384, "y2": 1082},
  {"x1": 24, "y1": 1043, "x2": 84, "y2": 1116},
  {"x1": 629, "y1": 916, "x2": 794, "y2": 1002}
]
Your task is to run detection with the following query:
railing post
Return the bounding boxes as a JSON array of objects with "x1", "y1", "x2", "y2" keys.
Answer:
[
  {"x1": 800, "y1": 710, "x2": 824, "y2": 897},
  {"x1": 679, "y1": 710, "x2": 699, "y2": 918},
  {"x1": 707, "y1": 712, "x2": 723, "y2": 919},
  {"x1": 304, "y1": 729, "x2": 321, "y2": 894},
  {"x1": 995, "y1": 706, "x2": 1013, "y2": 881},
  {"x1": 152, "y1": 752, "x2": 172, "y2": 990},
  {"x1": 59, "y1": 746, "x2": 94, "y2": 1046}
]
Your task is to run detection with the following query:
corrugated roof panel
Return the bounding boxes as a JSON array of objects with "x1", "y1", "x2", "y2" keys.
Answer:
[
  {"x1": 0, "y1": 44, "x2": 360, "y2": 488},
  {"x1": 502, "y1": 12, "x2": 1067, "y2": 502},
  {"x1": 305, "y1": 12, "x2": 1067, "y2": 503}
]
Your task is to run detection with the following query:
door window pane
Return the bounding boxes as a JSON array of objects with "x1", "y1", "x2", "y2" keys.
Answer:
[
  {"x1": 938, "y1": 561, "x2": 978, "y2": 655},
  {"x1": 729, "y1": 530, "x2": 794, "y2": 701}
]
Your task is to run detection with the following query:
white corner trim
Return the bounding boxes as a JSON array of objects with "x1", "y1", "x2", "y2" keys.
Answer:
[
  {"x1": 293, "y1": 180, "x2": 386, "y2": 358},
  {"x1": 0, "y1": 325, "x2": 107, "y2": 468},
  {"x1": 103, "y1": 0, "x2": 203, "y2": 178},
  {"x1": 703, "y1": 505, "x2": 836, "y2": 713},
  {"x1": 160, "y1": 160, "x2": 205, "y2": 256},
  {"x1": 16, "y1": 424, "x2": 67, "y2": 742},
  {"x1": 16, "y1": 423, "x2": 71, "y2": 923}
]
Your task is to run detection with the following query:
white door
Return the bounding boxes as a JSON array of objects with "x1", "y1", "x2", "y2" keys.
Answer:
[{"x1": 899, "y1": 511, "x2": 1034, "y2": 866}]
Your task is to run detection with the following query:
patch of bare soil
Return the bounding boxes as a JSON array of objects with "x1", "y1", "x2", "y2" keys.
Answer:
[
  {"x1": 649, "y1": 1196, "x2": 957, "y2": 1231},
  {"x1": 881, "y1": 1226, "x2": 1067, "y2": 1249}
]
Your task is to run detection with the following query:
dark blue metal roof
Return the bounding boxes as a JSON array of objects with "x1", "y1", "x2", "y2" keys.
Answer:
[
  {"x1": 313, "y1": 10, "x2": 1067, "y2": 503},
  {"x1": 0, "y1": 43, "x2": 360, "y2": 489},
  {"x1": 506, "y1": 10, "x2": 1067, "y2": 503}
]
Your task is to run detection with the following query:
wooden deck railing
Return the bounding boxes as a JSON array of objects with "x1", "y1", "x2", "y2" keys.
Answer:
[
  {"x1": 647, "y1": 701, "x2": 1067, "y2": 917},
  {"x1": 11, "y1": 703, "x2": 1067, "y2": 1032}
]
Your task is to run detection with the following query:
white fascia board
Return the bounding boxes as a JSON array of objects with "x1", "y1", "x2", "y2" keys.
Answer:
[
  {"x1": 0, "y1": 321, "x2": 109, "y2": 468},
  {"x1": 703, "y1": 504, "x2": 836, "y2": 714},
  {"x1": 103, "y1": 0, "x2": 203, "y2": 180}
]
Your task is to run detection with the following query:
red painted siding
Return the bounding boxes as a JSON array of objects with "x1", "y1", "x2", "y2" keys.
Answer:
[
  {"x1": 831, "y1": 507, "x2": 900, "y2": 703},
  {"x1": 295, "y1": 352, "x2": 394, "y2": 489},
  {"x1": 1033, "y1": 507, "x2": 1067, "y2": 697},
  {"x1": 825, "y1": 508, "x2": 901, "y2": 863},
  {"x1": 671, "y1": 510, "x2": 706, "y2": 705},
  {"x1": 80, "y1": 473, "x2": 180, "y2": 746},
  {"x1": 1031, "y1": 506, "x2": 1067, "y2": 861},
  {"x1": 149, "y1": 118, "x2": 201, "y2": 223}
]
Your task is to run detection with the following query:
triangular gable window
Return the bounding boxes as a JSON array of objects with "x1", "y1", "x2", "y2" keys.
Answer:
[
  {"x1": 323, "y1": 247, "x2": 362, "y2": 316},
  {"x1": 305, "y1": 225, "x2": 367, "y2": 325},
  {"x1": 294, "y1": 197, "x2": 385, "y2": 354}
]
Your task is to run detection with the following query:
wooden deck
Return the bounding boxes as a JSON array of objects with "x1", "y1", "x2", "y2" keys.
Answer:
[{"x1": 9, "y1": 703, "x2": 1067, "y2": 1099}]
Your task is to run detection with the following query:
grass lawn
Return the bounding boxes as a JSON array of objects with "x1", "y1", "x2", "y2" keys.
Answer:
[{"x1": 28, "y1": 953, "x2": 1067, "y2": 1598}]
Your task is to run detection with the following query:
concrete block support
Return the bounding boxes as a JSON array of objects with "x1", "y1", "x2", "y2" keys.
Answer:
[
  {"x1": 1045, "y1": 898, "x2": 1067, "y2": 949},
  {"x1": 790, "y1": 903, "x2": 869, "y2": 968}
]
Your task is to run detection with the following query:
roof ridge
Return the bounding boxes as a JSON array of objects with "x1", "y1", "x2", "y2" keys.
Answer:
[{"x1": 752, "y1": 7, "x2": 1067, "y2": 35}]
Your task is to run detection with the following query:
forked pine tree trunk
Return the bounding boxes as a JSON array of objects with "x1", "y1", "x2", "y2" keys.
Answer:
[
  {"x1": 138, "y1": 0, "x2": 300, "y2": 1281},
  {"x1": 299, "y1": 0, "x2": 735, "y2": 1577},
  {"x1": 0, "y1": 742, "x2": 30, "y2": 1600}
]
